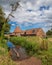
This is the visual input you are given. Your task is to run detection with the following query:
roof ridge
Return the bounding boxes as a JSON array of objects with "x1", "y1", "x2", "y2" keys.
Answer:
[{"x1": 25, "y1": 28, "x2": 41, "y2": 31}]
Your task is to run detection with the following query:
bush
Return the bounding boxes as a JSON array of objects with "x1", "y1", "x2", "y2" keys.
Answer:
[
  {"x1": 10, "y1": 37, "x2": 40, "y2": 55},
  {"x1": 40, "y1": 39, "x2": 48, "y2": 50}
]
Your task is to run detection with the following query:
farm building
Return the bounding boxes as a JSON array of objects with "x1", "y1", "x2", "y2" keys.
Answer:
[{"x1": 10, "y1": 27, "x2": 46, "y2": 37}]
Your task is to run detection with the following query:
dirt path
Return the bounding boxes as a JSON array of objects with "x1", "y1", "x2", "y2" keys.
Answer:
[{"x1": 16, "y1": 57, "x2": 42, "y2": 65}]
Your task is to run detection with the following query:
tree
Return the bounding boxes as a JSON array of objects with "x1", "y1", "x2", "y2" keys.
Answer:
[
  {"x1": 0, "y1": 2, "x2": 20, "y2": 42},
  {"x1": 0, "y1": 6, "x2": 4, "y2": 31},
  {"x1": 0, "y1": 6, "x2": 10, "y2": 41},
  {"x1": 0, "y1": 6, "x2": 6, "y2": 35},
  {"x1": 46, "y1": 29, "x2": 52, "y2": 36}
]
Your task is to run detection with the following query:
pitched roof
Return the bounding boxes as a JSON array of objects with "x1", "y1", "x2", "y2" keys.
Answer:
[
  {"x1": 14, "y1": 27, "x2": 22, "y2": 33},
  {"x1": 25, "y1": 28, "x2": 42, "y2": 34},
  {"x1": 13, "y1": 27, "x2": 45, "y2": 35}
]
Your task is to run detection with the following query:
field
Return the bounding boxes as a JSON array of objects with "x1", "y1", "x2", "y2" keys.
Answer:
[{"x1": 0, "y1": 36, "x2": 52, "y2": 65}]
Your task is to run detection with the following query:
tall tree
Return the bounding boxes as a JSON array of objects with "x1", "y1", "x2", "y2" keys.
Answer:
[
  {"x1": 0, "y1": 6, "x2": 6, "y2": 35},
  {"x1": 0, "y1": 6, "x2": 10, "y2": 41},
  {"x1": 0, "y1": 2, "x2": 20, "y2": 42}
]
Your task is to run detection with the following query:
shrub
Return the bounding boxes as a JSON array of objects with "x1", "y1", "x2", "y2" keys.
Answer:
[
  {"x1": 40, "y1": 39, "x2": 48, "y2": 50},
  {"x1": 10, "y1": 37, "x2": 40, "y2": 55}
]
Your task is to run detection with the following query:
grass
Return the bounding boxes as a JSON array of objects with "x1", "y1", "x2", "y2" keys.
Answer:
[
  {"x1": 0, "y1": 39, "x2": 17, "y2": 65},
  {"x1": 10, "y1": 36, "x2": 52, "y2": 65},
  {"x1": 34, "y1": 38, "x2": 52, "y2": 65},
  {"x1": 0, "y1": 36, "x2": 52, "y2": 65}
]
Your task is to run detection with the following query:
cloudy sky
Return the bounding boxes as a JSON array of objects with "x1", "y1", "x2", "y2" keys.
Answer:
[{"x1": 0, "y1": 0, "x2": 52, "y2": 32}]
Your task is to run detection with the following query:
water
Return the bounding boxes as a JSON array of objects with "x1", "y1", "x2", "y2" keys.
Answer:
[
  {"x1": 7, "y1": 41, "x2": 15, "y2": 48},
  {"x1": 7, "y1": 41, "x2": 28, "y2": 60}
]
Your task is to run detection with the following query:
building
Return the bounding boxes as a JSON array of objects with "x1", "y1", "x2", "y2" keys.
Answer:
[
  {"x1": 10, "y1": 27, "x2": 23, "y2": 36},
  {"x1": 10, "y1": 27, "x2": 46, "y2": 37}
]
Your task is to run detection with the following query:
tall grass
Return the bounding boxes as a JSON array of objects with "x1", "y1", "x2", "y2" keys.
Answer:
[
  {"x1": 10, "y1": 36, "x2": 41, "y2": 55},
  {"x1": 0, "y1": 36, "x2": 52, "y2": 65},
  {"x1": 10, "y1": 36, "x2": 52, "y2": 65},
  {"x1": 0, "y1": 39, "x2": 17, "y2": 65}
]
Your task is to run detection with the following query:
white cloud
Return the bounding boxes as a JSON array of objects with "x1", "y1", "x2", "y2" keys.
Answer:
[
  {"x1": 0, "y1": 0, "x2": 52, "y2": 31},
  {"x1": 11, "y1": 24, "x2": 15, "y2": 26}
]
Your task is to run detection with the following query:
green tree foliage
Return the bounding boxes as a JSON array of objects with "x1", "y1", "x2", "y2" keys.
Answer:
[
  {"x1": 0, "y1": 6, "x2": 5, "y2": 34},
  {"x1": 0, "y1": 6, "x2": 10, "y2": 32},
  {"x1": 0, "y1": 2, "x2": 20, "y2": 42},
  {"x1": 10, "y1": 37, "x2": 40, "y2": 55},
  {"x1": 0, "y1": 6, "x2": 10, "y2": 42},
  {"x1": 46, "y1": 29, "x2": 52, "y2": 36}
]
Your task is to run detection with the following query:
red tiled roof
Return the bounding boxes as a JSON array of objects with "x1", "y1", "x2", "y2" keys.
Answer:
[
  {"x1": 25, "y1": 28, "x2": 42, "y2": 34},
  {"x1": 14, "y1": 27, "x2": 22, "y2": 33},
  {"x1": 13, "y1": 27, "x2": 46, "y2": 37}
]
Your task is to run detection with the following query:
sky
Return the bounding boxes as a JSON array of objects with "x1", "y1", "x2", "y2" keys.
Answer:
[{"x1": 0, "y1": 0, "x2": 52, "y2": 32}]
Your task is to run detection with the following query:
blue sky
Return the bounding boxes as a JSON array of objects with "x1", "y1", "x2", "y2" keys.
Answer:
[
  {"x1": 9, "y1": 20, "x2": 52, "y2": 32},
  {"x1": 0, "y1": 0, "x2": 52, "y2": 32}
]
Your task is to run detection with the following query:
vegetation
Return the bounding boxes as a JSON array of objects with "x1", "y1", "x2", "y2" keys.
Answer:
[
  {"x1": 0, "y1": 36, "x2": 52, "y2": 65},
  {"x1": 0, "y1": 2, "x2": 52, "y2": 65},
  {"x1": 10, "y1": 36, "x2": 52, "y2": 65},
  {"x1": 46, "y1": 29, "x2": 52, "y2": 37},
  {"x1": 0, "y1": 39, "x2": 17, "y2": 65},
  {"x1": 0, "y1": 3, "x2": 20, "y2": 65},
  {"x1": 10, "y1": 36, "x2": 40, "y2": 55},
  {"x1": 0, "y1": 2, "x2": 20, "y2": 42},
  {"x1": 0, "y1": 6, "x2": 10, "y2": 42}
]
